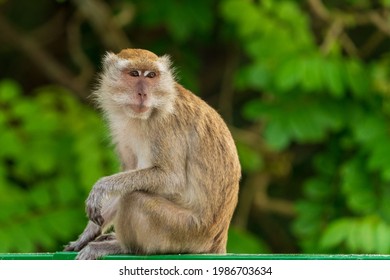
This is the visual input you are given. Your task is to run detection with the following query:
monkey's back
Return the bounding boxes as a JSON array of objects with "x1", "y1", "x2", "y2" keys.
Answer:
[{"x1": 172, "y1": 84, "x2": 241, "y2": 252}]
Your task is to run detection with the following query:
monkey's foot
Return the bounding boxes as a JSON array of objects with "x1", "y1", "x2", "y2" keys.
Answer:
[
  {"x1": 64, "y1": 221, "x2": 102, "y2": 252},
  {"x1": 94, "y1": 233, "x2": 116, "y2": 242},
  {"x1": 76, "y1": 240, "x2": 123, "y2": 260},
  {"x1": 64, "y1": 240, "x2": 89, "y2": 252}
]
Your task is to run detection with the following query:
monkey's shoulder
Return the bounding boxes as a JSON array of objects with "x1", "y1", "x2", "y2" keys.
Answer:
[
  {"x1": 172, "y1": 83, "x2": 235, "y2": 146},
  {"x1": 173, "y1": 83, "x2": 225, "y2": 125}
]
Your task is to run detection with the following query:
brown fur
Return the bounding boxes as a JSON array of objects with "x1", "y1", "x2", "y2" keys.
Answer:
[{"x1": 64, "y1": 49, "x2": 241, "y2": 259}]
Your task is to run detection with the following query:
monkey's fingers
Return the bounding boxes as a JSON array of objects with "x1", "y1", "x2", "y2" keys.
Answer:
[
  {"x1": 93, "y1": 215, "x2": 105, "y2": 226},
  {"x1": 85, "y1": 203, "x2": 104, "y2": 226},
  {"x1": 64, "y1": 241, "x2": 85, "y2": 252},
  {"x1": 87, "y1": 210, "x2": 104, "y2": 226},
  {"x1": 63, "y1": 244, "x2": 75, "y2": 251}
]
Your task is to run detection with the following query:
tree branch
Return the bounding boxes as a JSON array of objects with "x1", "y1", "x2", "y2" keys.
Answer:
[
  {"x1": 67, "y1": 11, "x2": 95, "y2": 86},
  {"x1": 307, "y1": 0, "x2": 330, "y2": 21},
  {"x1": 218, "y1": 48, "x2": 239, "y2": 124},
  {"x1": 233, "y1": 172, "x2": 270, "y2": 228},
  {"x1": 0, "y1": 13, "x2": 88, "y2": 99},
  {"x1": 308, "y1": 0, "x2": 390, "y2": 57},
  {"x1": 366, "y1": 11, "x2": 390, "y2": 36},
  {"x1": 320, "y1": 18, "x2": 344, "y2": 55},
  {"x1": 71, "y1": 0, "x2": 132, "y2": 51},
  {"x1": 254, "y1": 191, "x2": 296, "y2": 217}
]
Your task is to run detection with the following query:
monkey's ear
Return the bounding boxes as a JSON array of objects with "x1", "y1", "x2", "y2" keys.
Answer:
[
  {"x1": 103, "y1": 52, "x2": 130, "y2": 71},
  {"x1": 103, "y1": 52, "x2": 116, "y2": 67},
  {"x1": 157, "y1": 55, "x2": 173, "y2": 72}
]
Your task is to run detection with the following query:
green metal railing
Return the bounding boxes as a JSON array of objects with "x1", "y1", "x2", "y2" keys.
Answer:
[{"x1": 1, "y1": 252, "x2": 390, "y2": 260}]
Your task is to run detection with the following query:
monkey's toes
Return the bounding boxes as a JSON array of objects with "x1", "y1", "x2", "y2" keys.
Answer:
[
  {"x1": 63, "y1": 241, "x2": 86, "y2": 252},
  {"x1": 76, "y1": 246, "x2": 99, "y2": 260},
  {"x1": 63, "y1": 244, "x2": 76, "y2": 252}
]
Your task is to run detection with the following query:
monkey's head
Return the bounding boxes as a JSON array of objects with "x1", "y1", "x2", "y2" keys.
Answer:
[{"x1": 96, "y1": 48, "x2": 177, "y2": 120}]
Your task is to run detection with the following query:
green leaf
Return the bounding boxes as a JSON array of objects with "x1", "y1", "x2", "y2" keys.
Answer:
[
  {"x1": 358, "y1": 218, "x2": 376, "y2": 252},
  {"x1": 288, "y1": 106, "x2": 327, "y2": 141},
  {"x1": 382, "y1": 0, "x2": 390, "y2": 7},
  {"x1": 313, "y1": 150, "x2": 339, "y2": 176},
  {"x1": 236, "y1": 142, "x2": 263, "y2": 173},
  {"x1": 341, "y1": 158, "x2": 369, "y2": 194},
  {"x1": 303, "y1": 179, "x2": 333, "y2": 200},
  {"x1": 12, "y1": 99, "x2": 38, "y2": 120},
  {"x1": 351, "y1": 115, "x2": 387, "y2": 146},
  {"x1": 293, "y1": 201, "x2": 324, "y2": 237},
  {"x1": 28, "y1": 222, "x2": 57, "y2": 251},
  {"x1": 379, "y1": 189, "x2": 390, "y2": 222},
  {"x1": 55, "y1": 176, "x2": 82, "y2": 205},
  {"x1": 367, "y1": 141, "x2": 390, "y2": 180},
  {"x1": 9, "y1": 225, "x2": 35, "y2": 252},
  {"x1": 347, "y1": 191, "x2": 377, "y2": 214},
  {"x1": 322, "y1": 59, "x2": 345, "y2": 97},
  {"x1": 227, "y1": 227, "x2": 269, "y2": 253},
  {"x1": 376, "y1": 222, "x2": 390, "y2": 254},
  {"x1": 244, "y1": 63, "x2": 270, "y2": 90},
  {"x1": 311, "y1": 100, "x2": 344, "y2": 131},
  {"x1": 301, "y1": 56, "x2": 324, "y2": 92},
  {"x1": 320, "y1": 218, "x2": 350, "y2": 249},
  {"x1": 264, "y1": 121, "x2": 290, "y2": 150},
  {"x1": 371, "y1": 61, "x2": 390, "y2": 95},
  {"x1": 346, "y1": 59, "x2": 370, "y2": 98},
  {"x1": 276, "y1": 58, "x2": 302, "y2": 91},
  {"x1": 0, "y1": 80, "x2": 118, "y2": 253},
  {"x1": 0, "y1": 79, "x2": 21, "y2": 103},
  {"x1": 29, "y1": 184, "x2": 52, "y2": 210},
  {"x1": 0, "y1": 130, "x2": 22, "y2": 158},
  {"x1": 0, "y1": 232, "x2": 9, "y2": 252},
  {"x1": 221, "y1": 0, "x2": 261, "y2": 38},
  {"x1": 346, "y1": 219, "x2": 360, "y2": 252},
  {"x1": 243, "y1": 99, "x2": 275, "y2": 120}
]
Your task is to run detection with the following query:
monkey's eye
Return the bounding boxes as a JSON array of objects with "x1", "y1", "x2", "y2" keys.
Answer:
[
  {"x1": 129, "y1": 70, "x2": 140, "y2": 77},
  {"x1": 146, "y1": 72, "x2": 156, "y2": 78}
]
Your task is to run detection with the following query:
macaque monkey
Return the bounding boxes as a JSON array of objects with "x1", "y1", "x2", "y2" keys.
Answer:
[{"x1": 64, "y1": 49, "x2": 241, "y2": 260}]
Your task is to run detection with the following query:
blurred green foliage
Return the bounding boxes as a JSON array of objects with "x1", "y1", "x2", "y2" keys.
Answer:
[
  {"x1": 222, "y1": 0, "x2": 390, "y2": 253},
  {"x1": 1, "y1": 0, "x2": 390, "y2": 254},
  {"x1": 0, "y1": 79, "x2": 118, "y2": 252}
]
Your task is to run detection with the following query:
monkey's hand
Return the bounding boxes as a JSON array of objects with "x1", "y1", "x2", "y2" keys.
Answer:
[{"x1": 86, "y1": 179, "x2": 106, "y2": 226}]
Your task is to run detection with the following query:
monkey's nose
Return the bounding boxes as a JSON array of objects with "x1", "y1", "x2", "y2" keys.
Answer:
[{"x1": 138, "y1": 92, "x2": 147, "y2": 102}]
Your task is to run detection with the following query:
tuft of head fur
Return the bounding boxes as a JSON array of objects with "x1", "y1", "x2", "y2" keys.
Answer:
[{"x1": 117, "y1": 48, "x2": 159, "y2": 61}]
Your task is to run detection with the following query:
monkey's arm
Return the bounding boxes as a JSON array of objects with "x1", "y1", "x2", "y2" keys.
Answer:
[{"x1": 86, "y1": 166, "x2": 184, "y2": 225}]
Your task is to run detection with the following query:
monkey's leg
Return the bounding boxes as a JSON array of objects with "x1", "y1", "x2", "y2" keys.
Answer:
[
  {"x1": 77, "y1": 239, "x2": 123, "y2": 260},
  {"x1": 64, "y1": 221, "x2": 101, "y2": 252},
  {"x1": 65, "y1": 196, "x2": 120, "y2": 251},
  {"x1": 115, "y1": 191, "x2": 207, "y2": 254}
]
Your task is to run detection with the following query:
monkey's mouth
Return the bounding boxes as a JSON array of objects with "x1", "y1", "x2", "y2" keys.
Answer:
[{"x1": 128, "y1": 104, "x2": 150, "y2": 114}]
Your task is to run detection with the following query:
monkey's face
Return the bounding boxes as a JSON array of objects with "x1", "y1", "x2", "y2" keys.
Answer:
[{"x1": 97, "y1": 49, "x2": 177, "y2": 120}]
